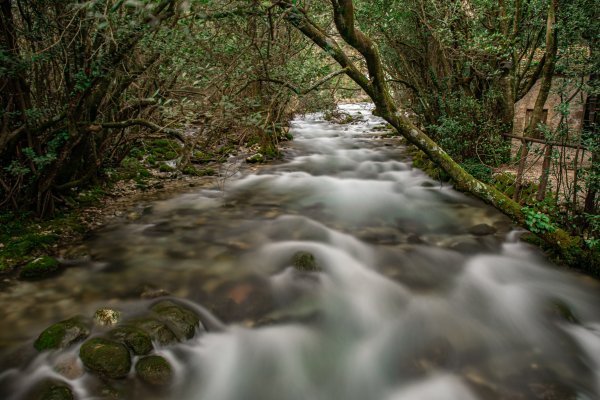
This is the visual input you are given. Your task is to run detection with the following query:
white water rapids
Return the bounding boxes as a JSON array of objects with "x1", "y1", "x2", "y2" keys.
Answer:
[{"x1": 0, "y1": 104, "x2": 599, "y2": 400}]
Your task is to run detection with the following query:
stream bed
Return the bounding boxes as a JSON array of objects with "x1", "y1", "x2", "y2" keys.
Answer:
[{"x1": 1, "y1": 104, "x2": 599, "y2": 400}]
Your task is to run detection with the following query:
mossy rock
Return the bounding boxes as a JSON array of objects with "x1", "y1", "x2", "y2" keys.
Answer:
[
  {"x1": 135, "y1": 355, "x2": 172, "y2": 386},
  {"x1": 163, "y1": 151, "x2": 178, "y2": 160},
  {"x1": 79, "y1": 338, "x2": 131, "y2": 379},
  {"x1": 19, "y1": 256, "x2": 62, "y2": 280},
  {"x1": 130, "y1": 317, "x2": 178, "y2": 346},
  {"x1": 40, "y1": 384, "x2": 74, "y2": 400},
  {"x1": 246, "y1": 153, "x2": 265, "y2": 163},
  {"x1": 94, "y1": 308, "x2": 121, "y2": 326},
  {"x1": 291, "y1": 251, "x2": 321, "y2": 272},
  {"x1": 159, "y1": 164, "x2": 176, "y2": 173},
  {"x1": 151, "y1": 300, "x2": 202, "y2": 341},
  {"x1": 34, "y1": 316, "x2": 91, "y2": 352},
  {"x1": 182, "y1": 166, "x2": 216, "y2": 177},
  {"x1": 108, "y1": 326, "x2": 153, "y2": 355},
  {"x1": 182, "y1": 166, "x2": 200, "y2": 176}
]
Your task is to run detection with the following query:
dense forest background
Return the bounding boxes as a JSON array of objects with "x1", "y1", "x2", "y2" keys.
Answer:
[{"x1": 1, "y1": 0, "x2": 598, "y2": 270}]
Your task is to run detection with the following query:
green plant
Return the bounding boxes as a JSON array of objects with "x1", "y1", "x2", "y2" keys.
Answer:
[
  {"x1": 522, "y1": 207, "x2": 557, "y2": 234},
  {"x1": 461, "y1": 159, "x2": 492, "y2": 183},
  {"x1": 159, "y1": 164, "x2": 175, "y2": 173}
]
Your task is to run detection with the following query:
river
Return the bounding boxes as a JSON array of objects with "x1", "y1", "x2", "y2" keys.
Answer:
[{"x1": 1, "y1": 103, "x2": 599, "y2": 399}]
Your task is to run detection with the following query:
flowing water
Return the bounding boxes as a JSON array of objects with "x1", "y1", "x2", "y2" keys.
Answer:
[{"x1": 1, "y1": 104, "x2": 599, "y2": 400}]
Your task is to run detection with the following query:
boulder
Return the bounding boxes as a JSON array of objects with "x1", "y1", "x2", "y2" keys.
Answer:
[
  {"x1": 130, "y1": 318, "x2": 178, "y2": 346},
  {"x1": 79, "y1": 338, "x2": 131, "y2": 379},
  {"x1": 108, "y1": 326, "x2": 153, "y2": 355},
  {"x1": 151, "y1": 300, "x2": 202, "y2": 341},
  {"x1": 135, "y1": 355, "x2": 172, "y2": 386},
  {"x1": 39, "y1": 384, "x2": 74, "y2": 400},
  {"x1": 34, "y1": 316, "x2": 90, "y2": 352},
  {"x1": 468, "y1": 224, "x2": 497, "y2": 236}
]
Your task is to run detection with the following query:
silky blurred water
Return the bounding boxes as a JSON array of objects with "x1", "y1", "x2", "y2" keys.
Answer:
[{"x1": 0, "y1": 104, "x2": 599, "y2": 400}]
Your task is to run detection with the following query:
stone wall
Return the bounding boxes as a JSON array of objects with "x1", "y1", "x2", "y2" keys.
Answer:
[{"x1": 513, "y1": 77, "x2": 586, "y2": 135}]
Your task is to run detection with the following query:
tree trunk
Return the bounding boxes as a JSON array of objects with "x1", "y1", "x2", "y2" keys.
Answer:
[
  {"x1": 514, "y1": 0, "x2": 558, "y2": 201},
  {"x1": 536, "y1": 144, "x2": 553, "y2": 201}
]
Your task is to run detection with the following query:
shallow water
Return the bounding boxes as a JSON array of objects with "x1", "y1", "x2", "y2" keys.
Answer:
[{"x1": 1, "y1": 104, "x2": 599, "y2": 399}]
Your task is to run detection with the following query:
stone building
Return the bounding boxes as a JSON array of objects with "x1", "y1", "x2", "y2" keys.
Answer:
[{"x1": 513, "y1": 77, "x2": 587, "y2": 136}]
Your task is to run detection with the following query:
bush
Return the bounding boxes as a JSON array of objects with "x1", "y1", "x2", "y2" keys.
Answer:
[{"x1": 460, "y1": 159, "x2": 492, "y2": 183}]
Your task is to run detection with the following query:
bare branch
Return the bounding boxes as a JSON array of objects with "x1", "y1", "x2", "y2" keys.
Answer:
[
  {"x1": 257, "y1": 68, "x2": 349, "y2": 95},
  {"x1": 83, "y1": 119, "x2": 185, "y2": 143}
]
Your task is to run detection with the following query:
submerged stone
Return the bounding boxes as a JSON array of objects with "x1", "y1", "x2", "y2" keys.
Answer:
[
  {"x1": 291, "y1": 251, "x2": 321, "y2": 272},
  {"x1": 151, "y1": 300, "x2": 202, "y2": 340},
  {"x1": 79, "y1": 338, "x2": 131, "y2": 379},
  {"x1": 34, "y1": 316, "x2": 90, "y2": 352},
  {"x1": 54, "y1": 354, "x2": 84, "y2": 379},
  {"x1": 468, "y1": 224, "x2": 497, "y2": 236},
  {"x1": 39, "y1": 384, "x2": 74, "y2": 400},
  {"x1": 108, "y1": 326, "x2": 153, "y2": 355},
  {"x1": 19, "y1": 256, "x2": 62, "y2": 280},
  {"x1": 135, "y1": 355, "x2": 172, "y2": 386}
]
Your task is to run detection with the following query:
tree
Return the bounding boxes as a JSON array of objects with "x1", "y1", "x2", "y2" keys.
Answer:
[{"x1": 275, "y1": 0, "x2": 588, "y2": 266}]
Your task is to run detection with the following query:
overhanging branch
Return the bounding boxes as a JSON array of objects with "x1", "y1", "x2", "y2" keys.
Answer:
[
  {"x1": 258, "y1": 68, "x2": 349, "y2": 95},
  {"x1": 83, "y1": 119, "x2": 185, "y2": 143}
]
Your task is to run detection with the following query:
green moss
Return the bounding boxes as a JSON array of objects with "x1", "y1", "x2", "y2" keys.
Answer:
[
  {"x1": 40, "y1": 384, "x2": 74, "y2": 400},
  {"x1": 163, "y1": 150, "x2": 178, "y2": 160},
  {"x1": 79, "y1": 337, "x2": 131, "y2": 379},
  {"x1": 146, "y1": 139, "x2": 181, "y2": 161},
  {"x1": 182, "y1": 166, "x2": 215, "y2": 176},
  {"x1": 192, "y1": 151, "x2": 213, "y2": 163},
  {"x1": 262, "y1": 144, "x2": 281, "y2": 159},
  {"x1": 118, "y1": 157, "x2": 151, "y2": 182},
  {"x1": 323, "y1": 110, "x2": 354, "y2": 124},
  {"x1": 108, "y1": 326, "x2": 153, "y2": 355},
  {"x1": 34, "y1": 316, "x2": 90, "y2": 351},
  {"x1": 491, "y1": 172, "x2": 537, "y2": 204},
  {"x1": 460, "y1": 159, "x2": 492, "y2": 183},
  {"x1": 129, "y1": 318, "x2": 178, "y2": 345},
  {"x1": 246, "y1": 153, "x2": 265, "y2": 163},
  {"x1": 0, "y1": 211, "x2": 86, "y2": 275},
  {"x1": 20, "y1": 256, "x2": 62, "y2": 280},
  {"x1": 129, "y1": 147, "x2": 144, "y2": 160},
  {"x1": 146, "y1": 155, "x2": 157, "y2": 165},
  {"x1": 159, "y1": 163, "x2": 176, "y2": 173},
  {"x1": 135, "y1": 355, "x2": 172, "y2": 386},
  {"x1": 409, "y1": 147, "x2": 450, "y2": 182},
  {"x1": 151, "y1": 300, "x2": 201, "y2": 340},
  {"x1": 291, "y1": 251, "x2": 321, "y2": 272},
  {"x1": 77, "y1": 186, "x2": 105, "y2": 204}
]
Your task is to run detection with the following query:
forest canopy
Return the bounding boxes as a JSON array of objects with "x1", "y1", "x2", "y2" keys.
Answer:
[{"x1": 1, "y1": 0, "x2": 598, "y2": 267}]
